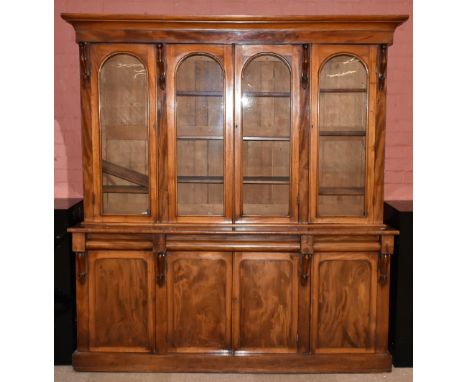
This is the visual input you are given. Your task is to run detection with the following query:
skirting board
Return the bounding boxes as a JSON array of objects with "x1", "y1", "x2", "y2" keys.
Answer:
[{"x1": 73, "y1": 351, "x2": 392, "y2": 373}]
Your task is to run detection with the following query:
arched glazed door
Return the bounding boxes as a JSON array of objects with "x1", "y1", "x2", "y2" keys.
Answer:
[
  {"x1": 235, "y1": 45, "x2": 301, "y2": 223},
  {"x1": 89, "y1": 44, "x2": 157, "y2": 222},
  {"x1": 311, "y1": 45, "x2": 377, "y2": 223},
  {"x1": 166, "y1": 45, "x2": 234, "y2": 223}
]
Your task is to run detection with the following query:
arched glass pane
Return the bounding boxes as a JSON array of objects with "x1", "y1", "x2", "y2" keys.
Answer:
[
  {"x1": 318, "y1": 55, "x2": 367, "y2": 217},
  {"x1": 241, "y1": 55, "x2": 291, "y2": 216},
  {"x1": 99, "y1": 54, "x2": 149, "y2": 215},
  {"x1": 176, "y1": 55, "x2": 224, "y2": 216}
]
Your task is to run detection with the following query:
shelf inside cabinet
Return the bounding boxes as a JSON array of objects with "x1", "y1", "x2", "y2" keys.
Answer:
[
  {"x1": 319, "y1": 187, "x2": 365, "y2": 196},
  {"x1": 102, "y1": 160, "x2": 149, "y2": 187},
  {"x1": 178, "y1": 203, "x2": 224, "y2": 216},
  {"x1": 176, "y1": 91, "x2": 223, "y2": 97},
  {"x1": 320, "y1": 88, "x2": 367, "y2": 93},
  {"x1": 178, "y1": 175, "x2": 223, "y2": 184},
  {"x1": 319, "y1": 131, "x2": 366, "y2": 137},
  {"x1": 243, "y1": 176, "x2": 290, "y2": 185},
  {"x1": 177, "y1": 135, "x2": 224, "y2": 140},
  {"x1": 103, "y1": 185, "x2": 148, "y2": 194},
  {"x1": 242, "y1": 91, "x2": 290, "y2": 98},
  {"x1": 243, "y1": 136, "x2": 290, "y2": 141}
]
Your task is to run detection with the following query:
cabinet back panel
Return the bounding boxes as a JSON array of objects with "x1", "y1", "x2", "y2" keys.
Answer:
[{"x1": 319, "y1": 93, "x2": 367, "y2": 131}]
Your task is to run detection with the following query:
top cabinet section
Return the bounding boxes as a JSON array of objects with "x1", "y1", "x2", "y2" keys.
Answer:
[{"x1": 64, "y1": 15, "x2": 407, "y2": 224}]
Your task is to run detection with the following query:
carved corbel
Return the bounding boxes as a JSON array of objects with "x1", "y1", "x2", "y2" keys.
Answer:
[{"x1": 378, "y1": 44, "x2": 387, "y2": 90}]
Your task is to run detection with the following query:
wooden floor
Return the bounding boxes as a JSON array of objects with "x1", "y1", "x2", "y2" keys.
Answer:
[{"x1": 55, "y1": 366, "x2": 412, "y2": 382}]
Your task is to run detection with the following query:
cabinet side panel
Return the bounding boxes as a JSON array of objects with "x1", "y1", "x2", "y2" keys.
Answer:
[
  {"x1": 376, "y1": 235, "x2": 394, "y2": 352},
  {"x1": 75, "y1": 253, "x2": 89, "y2": 350},
  {"x1": 373, "y1": 45, "x2": 386, "y2": 223},
  {"x1": 81, "y1": 44, "x2": 94, "y2": 220}
]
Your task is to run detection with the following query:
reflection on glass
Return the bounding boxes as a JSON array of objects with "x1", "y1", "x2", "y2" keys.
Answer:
[
  {"x1": 99, "y1": 54, "x2": 149, "y2": 215},
  {"x1": 241, "y1": 55, "x2": 291, "y2": 216},
  {"x1": 176, "y1": 55, "x2": 224, "y2": 216},
  {"x1": 318, "y1": 55, "x2": 367, "y2": 217}
]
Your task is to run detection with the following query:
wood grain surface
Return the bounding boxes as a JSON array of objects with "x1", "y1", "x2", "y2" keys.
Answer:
[
  {"x1": 167, "y1": 252, "x2": 232, "y2": 352},
  {"x1": 62, "y1": 14, "x2": 408, "y2": 45},
  {"x1": 87, "y1": 251, "x2": 154, "y2": 352},
  {"x1": 233, "y1": 252, "x2": 299, "y2": 353},
  {"x1": 71, "y1": 351, "x2": 392, "y2": 373},
  {"x1": 312, "y1": 253, "x2": 377, "y2": 353}
]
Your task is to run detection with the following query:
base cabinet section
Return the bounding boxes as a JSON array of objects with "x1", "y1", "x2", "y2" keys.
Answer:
[
  {"x1": 166, "y1": 252, "x2": 232, "y2": 353},
  {"x1": 72, "y1": 237, "x2": 393, "y2": 372},
  {"x1": 86, "y1": 250, "x2": 155, "y2": 352},
  {"x1": 312, "y1": 253, "x2": 378, "y2": 353}
]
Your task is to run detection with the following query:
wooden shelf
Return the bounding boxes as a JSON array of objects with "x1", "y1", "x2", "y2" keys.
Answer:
[
  {"x1": 319, "y1": 187, "x2": 365, "y2": 196},
  {"x1": 178, "y1": 203, "x2": 224, "y2": 216},
  {"x1": 243, "y1": 176, "x2": 289, "y2": 185},
  {"x1": 103, "y1": 185, "x2": 148, "y2": 194},
  {"x1": 102, "y1": 160, "x2": 148, "y2": 187},
  {"x1": 178, "y1": 176, "x2": 223, "y2": 184},
  {"x1": 177, "y1": 135, "x2": 223, "y2": 140},
  {"x1": 320, "y1": 88, "x2": 367, "y2": 93},
  {"x1": 319, "y1": 131, "x2": 366, "y2": 137},
  {"x1": 176, "y1": 91, "x2": 223, "y2": 97},
  {"x1": 243, "y1": 136, "x2": 290, "y2": 141},
  {"x1": 243, "y1": 91, "x2": 290, "y2": 98}
]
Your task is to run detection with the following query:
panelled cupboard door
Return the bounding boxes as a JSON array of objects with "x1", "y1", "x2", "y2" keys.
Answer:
[
  {"x1": 235, "y1": 45, "x2": 301, "y2": 223},
  {"x1": 166, "y1": 45, "x2": 234, "y2": 223},
  {"x1": 166, "y1": 252, "x2": 232, "y2": 353},
  {"x1": 89, "y1": 44, "x2": 157, "y2": 223},
  {"x1": 310, "y1": 45, "x2": 378, "y2": 223},
  {"x1": 232, "y1": 252, "x2": 303, "y2": 353},
  {"x1": 87, "y1": 250, "x2": 155, "y2": 352},
  {"x1": 311, "y1": 253, "x2": 378, "y2": 353}
]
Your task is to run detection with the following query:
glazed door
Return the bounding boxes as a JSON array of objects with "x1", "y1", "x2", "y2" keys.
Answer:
[
  {"x1": 165, "y1": 252, "x2": 232, "y2": 353},
  {"x1": 234, "y1": 45, "x2": 301, "y2": 223},
  {"x1": 86, "y1": 250, "x2": 155, "y2": 352},
  {"x1": 232, "y1": 252, "x2": 307, "y2": 353},
  {"x1": 311, "y1": 252, "x2": 378, "y2": 353},
  {"x1": 166, "y1": 45, "x2": 234, "y2": 223},
  {"x1": 311, "y1": 45, "x2": 377, "y2": 223},
  {"x1": 90, "y1": 44, "x2": 157, "y2": 222}
]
